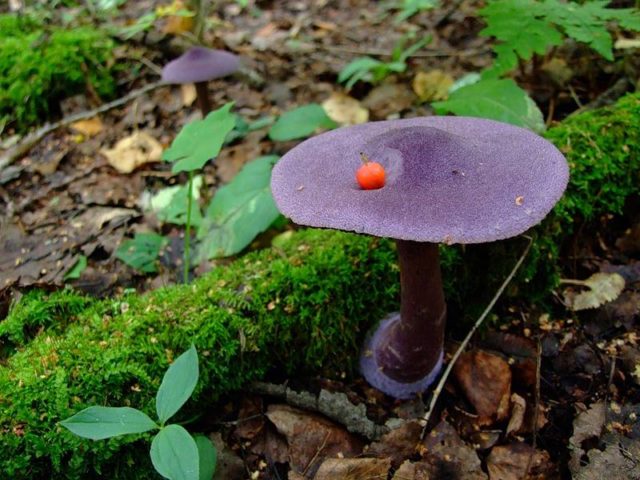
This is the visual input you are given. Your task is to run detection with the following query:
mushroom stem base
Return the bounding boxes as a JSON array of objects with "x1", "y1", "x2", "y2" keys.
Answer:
[{"x1": 360, "y1": 313, "x2": 443, "y2": 399}]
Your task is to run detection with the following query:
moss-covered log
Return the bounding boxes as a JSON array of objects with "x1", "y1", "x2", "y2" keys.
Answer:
[
  {"x1": 0, "y1": 231, "x2": 399, "y2": 478},
  {"x1": 0, "y1": 93, "x2": 639, "y2": 478}
]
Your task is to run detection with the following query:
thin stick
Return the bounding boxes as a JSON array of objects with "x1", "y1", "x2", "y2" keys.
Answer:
[
  {"x1": 419, "y1": 236, "x2": 533, "y2": 439},
  {"x1": 0, "y1": 81, "x2": 164, "y2": 172},
  {"x1": 183, "y1": 171, "x2": 194, "y2": 284},
  {"x1": 524, "y1": 337, "x2": 542, "y2": 478}
]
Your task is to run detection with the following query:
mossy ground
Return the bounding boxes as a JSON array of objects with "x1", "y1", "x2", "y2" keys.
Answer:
[
  {"x1": 0, "y1": 14, "x2": 117, "y2": 132},
  {"x1": 0, "y1": 94, "x2": 638, "y2": 478}
]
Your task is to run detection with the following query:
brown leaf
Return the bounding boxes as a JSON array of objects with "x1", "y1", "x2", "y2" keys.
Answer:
[
  {"x1": 266, "y1": 404, "x2": 363, "y2": 477},
  {"x1": 362, "y1": 83, "x2": 415, "y2": 120},
  {"x1": 505, "y1": 393, "x2": 526, "y2": 437},
  {"x1": 101, "y1": 131, "x2": 163, "y2": 174},
  {"x1": 368, "y1": 420, "x2": 421, "y2": 467},
  {"x1": 487, "y1": 443, "x2": 555, "y2": 480},
  {"x1": 453, "y1": 350, "x2": 512, "y2": 423},
  {"x1": 395, "y1": 421, "x2": 487, "y2": 480},
  {"x1": 314, "y1": 457, "x2": 390, "y2": 480}
]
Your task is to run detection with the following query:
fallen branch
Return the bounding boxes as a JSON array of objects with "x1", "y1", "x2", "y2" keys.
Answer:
[
  {"x1": 0, "y1": 81, "x2": 164, "y2": 172},
  {"x1": 250, "y1": 381, "x2": 389, "y2": 440},
  {"x1": 419, "y1": 236, "x2": 533, "y2": 439}
]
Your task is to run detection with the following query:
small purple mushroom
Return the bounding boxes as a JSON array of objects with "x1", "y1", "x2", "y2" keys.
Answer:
[
  {"x1": 271, "y1": 116, "x2": 569, "y2": 399},
  {"x1": 161, "y1": 47, "x2": 240, "y2": 116}
]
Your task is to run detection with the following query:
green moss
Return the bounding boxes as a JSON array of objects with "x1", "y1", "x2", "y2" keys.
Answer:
[
  {"x1": 0, "y1": 94, "x2": 638, "y2": 478},
  {"x1": 0, "y1": 14, "x2": 117, "y2": 132},
  {"x1": 0, "y1": 230, "x2": 399, "y2": 479},
  {"x1": 0, "y1": 289, "x2": 94, "y2": 353}
]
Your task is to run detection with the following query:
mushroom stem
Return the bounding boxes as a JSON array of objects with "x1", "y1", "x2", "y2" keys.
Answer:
[
  {"x1": 375, "y1": 240, "x2": 446, "y2": 383},
  {"x1": 194, "y1": 81, "x2": 212, "y2": 116}
]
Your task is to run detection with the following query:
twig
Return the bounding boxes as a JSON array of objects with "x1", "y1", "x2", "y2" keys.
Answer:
[
  {"x1": 524, "y1": 337, "x2": 543, "y2": 478},
  {"x1": 302, "y1": 430, "x2": 331, "y2": 476},
  {"x1": 419, "y1": 236, "x2": 533, "y2": 439},
  {"x1": 0, "y1": 81, "x2": 164, "y2": 172},
  {"x1": 250, "y1": 381, "x2": 388, "y2": 440},
  {"x1": 317, "y1": 43, "x2": 492, "y2": 58}
]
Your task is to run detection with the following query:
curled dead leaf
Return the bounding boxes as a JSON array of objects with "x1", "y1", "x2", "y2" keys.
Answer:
[
  {"x1": 101, "y1": 131, "x2": 163, "y2": 174},
  {"x1": 562, "y1": 272, "x2": 625, "y2": 311}
]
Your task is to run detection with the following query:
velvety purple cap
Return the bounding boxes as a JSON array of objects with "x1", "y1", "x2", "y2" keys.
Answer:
[
  {"x1": 271, "y1": 117, "x2": 569, "y2": 244},
  {"x1": 161, "y1": 47, "x2": 240, "y2": 84}
]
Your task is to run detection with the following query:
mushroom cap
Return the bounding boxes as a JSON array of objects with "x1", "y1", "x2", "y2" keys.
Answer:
[
  {"x1": 161, "y1": 47, "x2": 240, "y2": 84},
  {"x1": 271, "y1": 117, "x2": 569, "y2": 244}
]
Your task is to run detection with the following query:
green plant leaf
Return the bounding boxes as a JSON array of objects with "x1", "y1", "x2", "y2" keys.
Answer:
[
  {"x1": 60, "y1": 406, "x2": 157, "y2": 440},
  {"x1": 63, "y1": 255, "x2": 87, "y2": 280},
  {"x1": 116, "y1": 233, "x2": 167, "y2": 273},
  {"x1": 195, "y1": 435, "x2": 217, "y2": 480},
  {"x1": 150, "y1": 425, "x2": 199, "y2": 480},
  {"x1": 338, "y1": 57, "x2": 383, "y2": 89},
  {"x1": 197, "y1": 155, "x2": 280, "y2": 260},
  {"x1": 394, "y1": 0, "x2": 438, "y2": 23},
  {"x1": 156, "y1": 345, "x2": 199, "y2": 424},
  {"x1": 150, "y1": 177, "x2": 203, "y2": 227},
  {"x1": 268, "y1": 104, "x2": 336, "y2": 141},
  {"x1": 479, "y1": 0, "x2": 563, "y2": 76},
  {"x1": 163, "y1": 103, "x2": 236, "y2": 174},
  {"x1": 432, "y1": 78, "x2": 545, "y2": 132}
]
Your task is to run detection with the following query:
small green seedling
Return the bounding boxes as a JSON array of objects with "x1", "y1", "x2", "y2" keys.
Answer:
[
  {"x1": 394, "y1": 0, "x2": 438, "y2": 23},
  {"x1": 338, "y1": 34, "x2": 431, "y2": 89},
  {"x1": 61, "y1": 346, "x2": 215, "y2": 480},
  {"x1": 162, "y1": 102, "x2": 236, "y2": 283},
  {"x1": 116, "y1": 232, "x2": 168, "y2": 274}
]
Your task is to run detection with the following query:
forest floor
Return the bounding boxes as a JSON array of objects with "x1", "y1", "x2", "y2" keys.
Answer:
[{"x1": 1, "y1": 1, "x2": 639, "y2": 479}]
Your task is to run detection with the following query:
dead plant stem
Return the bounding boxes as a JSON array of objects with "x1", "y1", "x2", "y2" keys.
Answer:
[{"x1": 419, "y1": 235, "x2": 533, "y2": 439}]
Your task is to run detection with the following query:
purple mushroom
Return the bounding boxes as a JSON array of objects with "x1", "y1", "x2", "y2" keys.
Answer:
[
  {"x1": 161, "y1": 47, "x2": 240, "y2": 116},
  {"x1": 270, "y1": 117, "x2": 569, "y2": 399}
]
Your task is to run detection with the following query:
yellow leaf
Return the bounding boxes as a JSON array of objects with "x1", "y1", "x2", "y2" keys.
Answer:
[
  {"x1": 562, "y1": 272, "x2": 625, "y2": 311},
  {"x1": 101, "y1": 131, "x2": 163, "y2": 174},
  {"x1": 70, "y1": 117, "x2": 104, "y2": 137},
  {"x1": 321, "y1": 92, "x2": 369, "y2": 125},
  {"x1": 412, "y1": 70, "x2": 454, "y2": 102}
]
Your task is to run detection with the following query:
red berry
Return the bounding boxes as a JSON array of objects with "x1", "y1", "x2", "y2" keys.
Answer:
[{"x1": 356, "y1": 153, "x2": 385, "y2": 190}]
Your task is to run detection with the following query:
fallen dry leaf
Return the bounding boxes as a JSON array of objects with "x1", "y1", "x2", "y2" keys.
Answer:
[
  {"x1": 314, "y1": 457, "x2": 390, "y2": 480},
  {"x1": 615, "y1": 38, "x2": 640, "y2": 49},
  {"x1": 101, "y1": 131, "x2": 163, "y2": 174},
  {"x1": 368, "y1": 420, "x2": 421, "y2": 466},
  {"x1": 181, "y1": 84, "x2": 197, "y2": 107},
  {"x1": 412, "y1": 70, "x2": 454, "y2": 102},
  {"x1": 362, "y1": 83, "x2": 415, "y2": 119},
  {"x1": 453, "y1": 350, "x2": 512, "y2": 424},
  {"x1": 505, "y1": 393, "x2": 526, "y2": 437},
  {"x1": 266, "y1": 404, "x2": 363, "y2": 477},
  {"x1": 70, "y1": 117, "x2": 104, "y2": 137},
  {"x1": 321, "y1": 92, "x2": 369, "y2": 125},
  {"x1": 487, "y1": 443, "x2": 554, "y2": 480},
  {"x1": 562, "y1": 272, "x2": 625, "y2": 311},
  {"x1": 416, "y1": 420, "x2": 487, "y2": 480},
  {"x1": 570, "y1": 403, "x2": 640, "y2": 479},
  {"x1": 568, "y1": 401, "x2": 606, "y2": 472}
]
